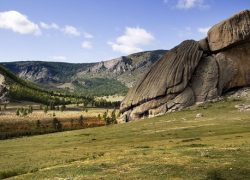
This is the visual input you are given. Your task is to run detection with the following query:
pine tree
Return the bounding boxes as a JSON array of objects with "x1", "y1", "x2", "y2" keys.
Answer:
[
  {"x1": 79, "y1": 115, "x2": 84, "y2": 126},
  {"x1": 23, "y1": 109, "x2": 28, "y2": 116},
  {"x1": 111, "y1": 109, "x2": 117, "y2": 124},
  {"x1": 44, "y1": 106, "x2": 48, "y2": 114},
  {"x1": 98, "y1": 114, "x2": 101, "y2": 121},
  {"x1": 16, "y1": 108, "x2": 20, "y2": 116},
  {"x1": 60, "y1": 105, "x2": 66, "y2": 112},
  {"x1": 52, "y1": 118, "x2": 62, "y2": 131},
  {"x1": 28, "y1": 105, "x2": 33, "y2": 114},
  {"x1": 3, "y1": 104, "x2": 7, "y2": 110},
  {"x1": 36, "y1": 120, "x2": 41, "y2": 129},
  {"x1": 103, "y1": 111, "x2": 107, "y2": 122}
]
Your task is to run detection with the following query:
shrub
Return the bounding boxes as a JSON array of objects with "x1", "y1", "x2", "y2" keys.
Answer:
[
  {"x1": 44, "y1": 106, "x2": 48, "y2": 114},
  {"x1": 206, "y1": 169, "x2": 225, "y2": 180},
  {"x1": 36, "y1": 120, "x2": 41, "y2": 129},
  {"x1": 52, "y1": 118, "x2": 62, "y2": 131},
  {"x1": 79, "y1": 115, "x2": 84, "y2": 126}
]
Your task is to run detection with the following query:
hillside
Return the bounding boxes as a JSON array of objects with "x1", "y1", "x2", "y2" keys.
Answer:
[
  {"x1": 0, "y1": 50, "x2": 167, "y2": 96},
  {"x1": 1, "y1": 96, "x2": 250, "y2": 179},
  {"x1": 0, "y1": 65, "x2": 93, "y2": 105}
]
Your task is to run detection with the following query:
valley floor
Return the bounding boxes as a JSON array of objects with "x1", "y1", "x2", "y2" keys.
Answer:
[
  {"x1": 0, "y1": 102, "x2": 109, "y2": 139},
  {"x1": 1, "y1": 98, "x2": 250, "y2": 179}
]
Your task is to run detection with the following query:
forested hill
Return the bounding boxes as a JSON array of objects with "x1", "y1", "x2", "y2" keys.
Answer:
[
  {"x1": 0, "y1": 65, "x2": 93, "y2": 105},
  {"x1": 1, "y1": 50, "x2": 167, "y2": 96}
]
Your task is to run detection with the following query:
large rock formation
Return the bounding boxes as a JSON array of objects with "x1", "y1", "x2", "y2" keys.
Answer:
[
  {"x1": 120, "y1": 9, "x2": 250, "y2": 122},
  {"x1": 208, "y1": 10, "x2": 250, "y2": 52}
]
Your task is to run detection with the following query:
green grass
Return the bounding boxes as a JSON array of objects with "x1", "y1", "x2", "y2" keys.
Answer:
[
  {"x1": 74, "y1": 77, "x2": 128, "y2": 96},
  {"x1": 1, "y1": 98, "x2": 250, "y2": 179}
]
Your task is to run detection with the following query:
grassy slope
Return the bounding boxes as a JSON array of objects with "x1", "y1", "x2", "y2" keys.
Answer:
[
  {"x1": 0, "y1": 65, "x2": 94, "y2": 105},
  {"x1": 1, "y1": 98, "x2": 250, "y2": 179},
  {"x1": 0, "y1": 65, "x2": 45, "y2": 92}
]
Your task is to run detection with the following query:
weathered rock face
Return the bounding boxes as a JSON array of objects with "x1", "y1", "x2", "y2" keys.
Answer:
[
  {"x1": 190, "y1": 56, "x2": 219, "y2": 102},
  {"x1": 119, "y1": 9, "x2": 250, "y2": 123},
  {"x1": 215, "y1": 42, "x2": 250, "y2": 93},
  {"x1": 208, "y1": 10, "x2": 250, "y2": 52},
  {"x1": 121, "y1": 40, "x2": 203, "y2": 113}
]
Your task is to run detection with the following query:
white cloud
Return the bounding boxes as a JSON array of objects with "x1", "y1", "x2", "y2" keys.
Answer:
[
  {"x1": 176, "y1": 0, "x2": 207, "y2": 9},
  {"x1": 51, "y1": 56, "x2": 67, "y2": 61},
  {"x1": 63, "y1": 25, "x2": 80, "y2": 36},
  {"x1": 108, "y1": 27, "x2": 154, "y2": 54},
  {"x1": 83, "y1": 32, "x2": 94, "y2": 39},
  {"x1": 81, "y1": 41, "x2": 92, "y2": 49},
  {"x1": 198, "y1": 27, "x2": 210, "y2": 34},
  {"x1": 40, "y1": 22, "x2": 59, "y2": 30},
  {"x1": 0, "y1": 10, "x2": 41, "y2": 35}
]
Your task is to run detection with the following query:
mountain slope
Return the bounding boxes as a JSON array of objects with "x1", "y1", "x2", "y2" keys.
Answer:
[
  {"x1": 0, "y1": 65, "x2": 92, "y2": 105},
  {"x1": 1, "y1": 50, "x2": 167, "y2": 96}
]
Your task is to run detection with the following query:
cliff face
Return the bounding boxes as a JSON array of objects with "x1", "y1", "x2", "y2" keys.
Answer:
[{"x1": 120, "y1": 10, "x2": 250, "y2": 122}]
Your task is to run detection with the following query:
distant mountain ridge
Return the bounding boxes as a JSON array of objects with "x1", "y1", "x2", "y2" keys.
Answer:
[{"x1": 1, "y1": 50, "x2": 167, "y2": 96}]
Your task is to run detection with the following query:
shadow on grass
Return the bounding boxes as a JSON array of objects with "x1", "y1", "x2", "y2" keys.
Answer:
[
  {"x1": 0, "y1": 170, "x2": 19, "y2": 179},
  {"x1": 206, "y1": 168, "x2": 250, "y2": 180}
]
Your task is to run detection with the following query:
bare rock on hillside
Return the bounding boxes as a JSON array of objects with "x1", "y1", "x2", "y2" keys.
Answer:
[
  {"x1": 120, "y1": 9, "x2": 250, "y2": 122},
  {"x1": 190, "y1": 56, "x2": 219, "y2": 102},
  {"x1": 120, "y1": 40, "x2": 203, "y2": 114},
  {"x1": 208, "y1": 10, "x2": 250, "y2": 51},
  {"x1": 215, "y1": 42, "x2": 250, "y2": 93}
]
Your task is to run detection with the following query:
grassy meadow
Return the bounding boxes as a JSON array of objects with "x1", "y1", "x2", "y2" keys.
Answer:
[
  {"x1": 0, "y1": 102, "x2": 116, "y2": 139},
  {"x1": 0, "y1": 98, "x2": 250, "y2": 179},
  {"x1": 95, "y1": 95, "x2": 125, "y2": 102}
]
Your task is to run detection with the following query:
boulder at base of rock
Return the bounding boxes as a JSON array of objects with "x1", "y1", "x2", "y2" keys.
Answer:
[{"x1": 208, "y1": 10, "x2": 250, "y2": 52}]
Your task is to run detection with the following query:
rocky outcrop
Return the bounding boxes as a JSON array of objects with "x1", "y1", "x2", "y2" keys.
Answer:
[
  {"x1": 0, "y1": 74, "x2": 9, "y2": 103},
  {"x1": 208, "y1": 10, "x2": 250, "y2": 51},
  {"x1": 121, "y1": 40, "x2": 203, "y2": 113},
  {"x1": 215, "y1": 42, "x2": 250, "y2": 93},
  {"x1": 120, "y1": 9, "x2": 250, "y2": 122},
  {"x1": 191, "y1": 56, "x2": 219, "y2": 102}
]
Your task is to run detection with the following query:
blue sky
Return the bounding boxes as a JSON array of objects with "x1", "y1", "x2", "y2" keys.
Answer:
[{"x1": 0, "y1": 0, "x2": 249, "y2": 63}]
